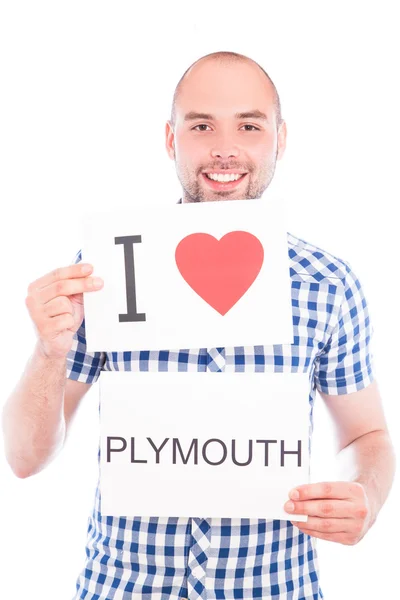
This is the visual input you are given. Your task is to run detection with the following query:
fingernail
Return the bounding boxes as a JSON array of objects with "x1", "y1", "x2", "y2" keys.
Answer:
[
  {"x1": 285, "y1": 501, "x2": 295, "y2": 512},
  {"x1": 290, "y1": 489, "x2": 300, "y2": 500},
  {"x1": 93, "y1": 277, "x2": 104, "y2": 287}
]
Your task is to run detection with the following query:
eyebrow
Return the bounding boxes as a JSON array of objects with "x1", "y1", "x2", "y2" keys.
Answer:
[{"x1": 183, "y1": 109, "x2": 268, "y2": 122}]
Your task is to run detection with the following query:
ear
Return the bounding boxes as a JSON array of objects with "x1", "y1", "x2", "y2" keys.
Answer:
[
  {"x1": 276, "y1": 120, "x2": 287, "y2": 161},
  {"x1": 165, "y1": 121, "x2": 175, "y2": 160}
]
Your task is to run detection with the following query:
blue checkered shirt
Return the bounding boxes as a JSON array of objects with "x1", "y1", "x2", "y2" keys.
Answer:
[{"x1": 66, "y1": 230, "x2": 374, "y2": 599}]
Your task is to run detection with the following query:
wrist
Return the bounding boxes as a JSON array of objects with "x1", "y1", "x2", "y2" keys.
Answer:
[{"x1": 34, "y1": 340, "x2": 68, "y2": 363}]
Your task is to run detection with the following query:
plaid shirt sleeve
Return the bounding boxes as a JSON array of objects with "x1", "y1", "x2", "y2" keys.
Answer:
[
  {"x1": 314, "y1": 260, "x2": 375, "y2": 395},
  {"x1": 65, "y1": 249, "x2": 106, "y2": 383}
]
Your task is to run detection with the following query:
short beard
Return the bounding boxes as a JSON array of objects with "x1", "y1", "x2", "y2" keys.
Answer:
[{"x1": 178, "y1": 153, "x2": 278, "y2": 204}]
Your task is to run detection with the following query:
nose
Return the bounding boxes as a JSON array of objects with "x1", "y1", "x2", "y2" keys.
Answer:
[{"x1": 210, "y1": 136, "x2": 240, "y2": 160}]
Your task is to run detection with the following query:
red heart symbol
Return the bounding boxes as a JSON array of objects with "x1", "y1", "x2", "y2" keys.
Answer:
[{"x1": 175, "y1": 231, "x2": 264, "y2": 315}]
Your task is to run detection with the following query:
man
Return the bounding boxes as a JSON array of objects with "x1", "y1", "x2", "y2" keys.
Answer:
[{"x1": 2, "y1": 51, "x2": 395, "y2": 599}]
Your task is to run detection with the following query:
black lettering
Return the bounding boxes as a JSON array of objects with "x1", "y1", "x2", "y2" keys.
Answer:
[
  {"x1": 107, "y1": 436, "x2": 127, "y2": 463},
  {"x1": 115, "y1": 235, "x2": 146, "y2": 322},
  {"x1": 256, "y1": 440, "x2": 277, "y2": 466},
  {"x1": 202, "y1": 438, "x2": 227, "y2": 466},
  {"x1": 280, "y1": 440, "x2": 302, "y2": 467},
  {"x1": 173, "y1": 438, "x2": 198, "y2": 464},
  {"x1": 130, "y1": 437, "x2": 147, "y2": 463},
  {"x1": 147, "y1": 437, "x2": 169, "y2": 464},
  {"x1": 232, "y1": 439, "x2": 253, "y2": 466}
]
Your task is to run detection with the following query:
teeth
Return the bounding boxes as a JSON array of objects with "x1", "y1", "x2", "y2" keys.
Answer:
[{"x1": 206, "y1": 173, "x2": 243, "y2": 182}]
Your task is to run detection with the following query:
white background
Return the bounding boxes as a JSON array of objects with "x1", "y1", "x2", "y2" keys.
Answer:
[{"x1": 0, "y1": 1, "x2": 399, "y2": 599}]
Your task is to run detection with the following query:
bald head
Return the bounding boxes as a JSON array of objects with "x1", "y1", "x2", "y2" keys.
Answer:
[{"x1": 170, "y1": 51, "x2": 282, "y2": 129}]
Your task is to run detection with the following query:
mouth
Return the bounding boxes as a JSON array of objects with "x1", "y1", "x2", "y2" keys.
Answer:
[{"x1": 202, "y1": 172, "x2": 248, "y2": 191}]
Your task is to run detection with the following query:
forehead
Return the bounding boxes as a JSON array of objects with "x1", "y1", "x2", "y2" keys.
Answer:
[{"x1": 175, "y1": 59, "x2": 275, "y2": 120}]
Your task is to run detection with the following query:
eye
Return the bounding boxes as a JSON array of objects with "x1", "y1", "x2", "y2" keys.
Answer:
[
  {"x1": 193, "y1": 124, "x2": 211, "y2": 131},
  {"x1": 241, "y1": 124, "x2": 260, "y2": 131}
]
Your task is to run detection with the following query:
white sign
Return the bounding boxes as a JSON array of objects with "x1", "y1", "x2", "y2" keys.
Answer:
[
  {"x1": 99, "y1": 372, "x2": 309, "y2": 521},
  {"x1": 82, "y1": 194, "x2": 293, "y2": 352}
]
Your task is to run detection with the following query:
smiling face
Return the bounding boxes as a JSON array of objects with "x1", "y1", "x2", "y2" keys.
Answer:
[{"x1": 166, "y1": 58, "x2": 287, "y2": 203}]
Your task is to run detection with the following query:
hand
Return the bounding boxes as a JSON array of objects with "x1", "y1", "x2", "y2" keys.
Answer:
[
  {"x1": 284, "y1": 481, "x2": 372, "y2": 545},
  {"x1": 25, "y1": 263, "x2": 104, "y2": 360}
]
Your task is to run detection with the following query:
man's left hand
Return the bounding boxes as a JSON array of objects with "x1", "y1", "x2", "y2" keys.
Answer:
[{"x1": 284, "y1": 481, "x2": 373, "y2": 545}]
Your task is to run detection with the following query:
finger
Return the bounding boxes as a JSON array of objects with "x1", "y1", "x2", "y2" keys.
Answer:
[
  {"x1": 290, "y1": 517, "x2": 353, "y2": 534},
  {"x1": 289, "y1": 482, "x2": 358, "y2": 502},
  {"x1": 28, "y1": 263, "x2": 93, "y2": 293},
  {"x1": 41, "y1": 313, "x2": 76, "y2": 336},
  {"x1": 42, "y1": 296, "x2": 74, "y2": 318},
  {"x1": 285, "y1": 499, "x2": 355, "y2": 518},
  {"x1": 36, "y1": 275, "x2": 103, "y2": 305}
]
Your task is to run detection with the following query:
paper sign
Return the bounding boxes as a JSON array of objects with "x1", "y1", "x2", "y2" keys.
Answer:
[
  {"x1": 82, "y1": 194, "x2": 293, "y2": 352},
  {"x1": 99, "y1": 371, "x2": 310, "y2": 521}
]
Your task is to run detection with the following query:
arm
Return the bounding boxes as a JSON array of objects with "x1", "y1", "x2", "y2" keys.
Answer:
[
  {"x1": 284, "y1": 380, "x2": 396, "y2": 544},
  {"x1": 325, "y1": 379, "x2": 395, "y2": 524},
  {"x1": 2, "y1": 261, "x2": 102, "y2": 479},
  {"x1": 2, "y1": 341, "x2": 91, "y2": 478}
]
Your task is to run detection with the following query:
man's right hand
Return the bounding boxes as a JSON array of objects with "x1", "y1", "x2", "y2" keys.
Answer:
[{"x1": 25, "y1": 263, "x2": 104, "y2": 360}]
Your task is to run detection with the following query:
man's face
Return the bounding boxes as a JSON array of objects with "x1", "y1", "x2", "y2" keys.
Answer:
[{"x1": 166, "y1": 59, "x2": 287, "y2": 203}]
